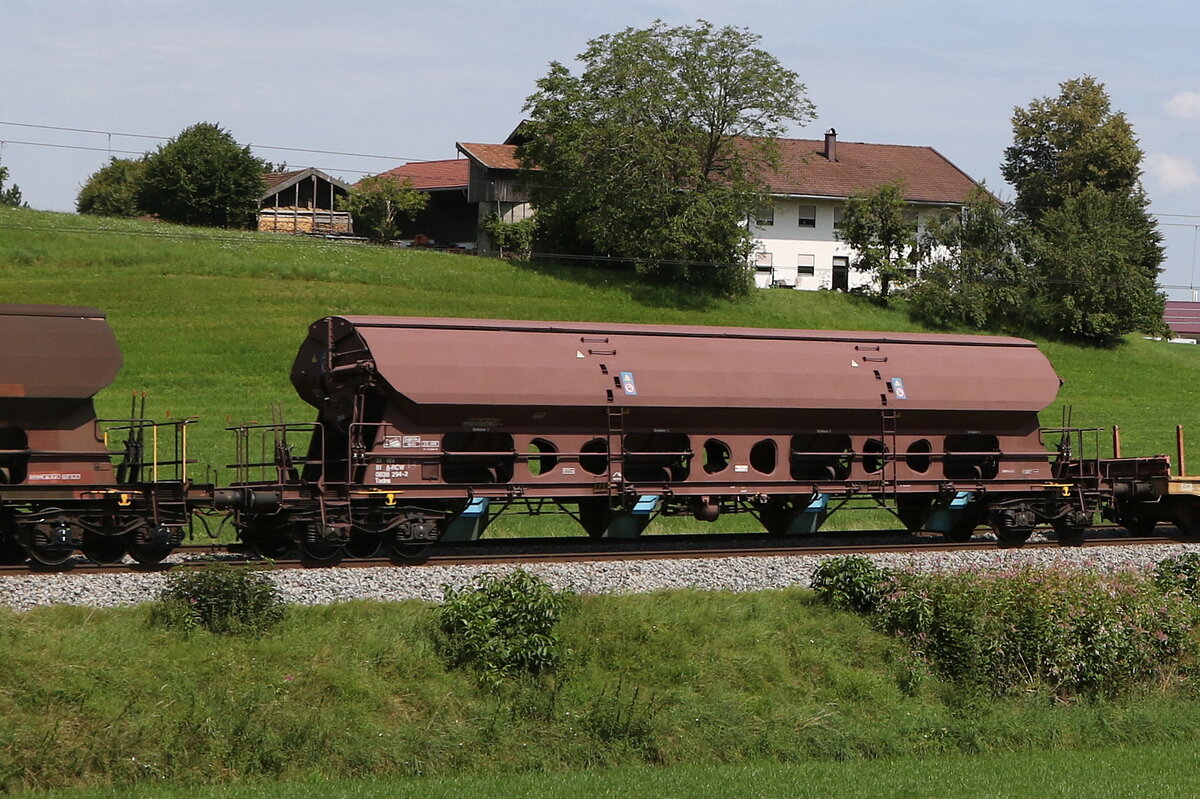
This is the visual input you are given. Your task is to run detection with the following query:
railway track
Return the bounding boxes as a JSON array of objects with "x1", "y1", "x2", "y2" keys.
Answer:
[{"x1": 0, "y1": 528, "x2": 1191, "y2": 577}]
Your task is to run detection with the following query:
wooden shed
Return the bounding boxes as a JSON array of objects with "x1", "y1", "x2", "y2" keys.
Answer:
[{"x1": 259, "y1": 168, "x2": 353, "y2": 235}]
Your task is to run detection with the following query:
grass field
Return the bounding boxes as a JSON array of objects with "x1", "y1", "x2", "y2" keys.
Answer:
[
  {"x1": 33, "y1": 743, "x2": 1200, "y2": 799},
  {"x1": 5, "y1": 590, "x2": 1200, "y2": 795}
]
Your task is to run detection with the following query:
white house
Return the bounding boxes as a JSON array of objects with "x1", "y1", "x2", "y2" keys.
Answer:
[
  {"x1": 380, "y1": 128, "x2": 985, "y2": 284},
  {"x1": 749, "y1": 130, "x2": 984, "y2": 291}
]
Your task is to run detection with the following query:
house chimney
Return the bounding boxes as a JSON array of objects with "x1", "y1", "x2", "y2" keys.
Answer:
[{"x1": 824, "y1": 128, "x2": 838, "y2": 162}]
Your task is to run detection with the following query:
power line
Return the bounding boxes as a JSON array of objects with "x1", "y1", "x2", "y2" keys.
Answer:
[{"x1": 0, "y1": 120, "x2": 440, "y2": 163}]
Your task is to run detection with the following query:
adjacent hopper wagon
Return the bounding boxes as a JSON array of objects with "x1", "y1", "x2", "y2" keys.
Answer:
[
  {"x1": 0, "y1": 305, "x2": 193, "y2": 565},
  {"x1": 218, "y1": 316, "x2": 1168, "y2": 559}
]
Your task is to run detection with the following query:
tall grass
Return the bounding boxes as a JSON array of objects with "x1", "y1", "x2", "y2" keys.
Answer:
[{"x1": 3, "y1": 590, "x2": 1200, "y2": 794}]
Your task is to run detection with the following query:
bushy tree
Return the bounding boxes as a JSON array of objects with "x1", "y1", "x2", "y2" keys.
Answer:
[
  {"x1": 1002, "y1": 77, "x2": 1163, "y2": 344},
  {"x1": 909, "y1": 188, "x2": 1034, "y2": 330},
  {"x1": 1031, "y1": 186, "x2": 1165, "y2": 344},
  {"x1": 138, "y1": 122, "x2": 267, "y2": 228},
  {"x1": 341, "y1": 174, "x2": 428, "y2": 242},
  {"x1": 76, "y1": 157, "x2": 146, "y2": 217},
  {"x1": 0, "y1": 161, "x2": 24, "y2": 208},
  {"x1": 521, "y1": 20, "x2": 815, "y2": 297},
  {"x1": 1002, "y1": 76, "x2": 1142, "y2": 223},
  {"x1": 837, "y1": 181, "x2": 917, "y2": 301}
]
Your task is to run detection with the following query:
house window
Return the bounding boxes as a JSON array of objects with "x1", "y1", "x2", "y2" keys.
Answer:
[
  {"x1": 903, "y1": 209, "x2": 919, "y2": 229},
  {"x1": 798, "y1": 254, "x2": 816, "y2": 276},
  {"x1": 755, "y1": 204, "x2": 775, "y2": 226},
  {"x1": 798, "y1": 205, "x2": 816, "y2": 228},
  {"x1": 832, "y1": 205, "x2": 844, "y2": 229},
  {"x1": 755, "y1": 251, "x2": 774, "y2": 267}
]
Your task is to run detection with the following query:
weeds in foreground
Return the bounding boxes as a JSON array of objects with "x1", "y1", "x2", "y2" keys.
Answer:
[
  {"x1": 150, "y1": 560, "x2": 285, "y2": 635},
  {"x1": 812, "y1": 556, "x2": 1200, "y2": 698}
]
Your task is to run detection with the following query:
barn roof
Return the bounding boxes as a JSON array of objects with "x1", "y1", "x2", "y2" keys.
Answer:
[
  {"x1": 261, "y1": 168, "x2": 353, "y2": 200},
  {"x1": 371, "y1": 159, "x2": 469, "y2": 190}
]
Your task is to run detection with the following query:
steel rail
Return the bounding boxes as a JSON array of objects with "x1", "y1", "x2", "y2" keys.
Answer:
[{"x1": 0, "y1": 530, "x2": 1191, "y2": 577}]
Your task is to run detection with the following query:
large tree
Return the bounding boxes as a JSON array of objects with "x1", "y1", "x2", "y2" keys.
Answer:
[
  {"x1": 138, "y1": 123, "x2": 267, "y2": 228},
  {"x1": 1030, "y1": 186, "x2": 1165, "y2": 344},
  {"x1": 77, "y1": 157, "x2": 146, "y2": 217},
  {"x1": 1001, "y1": 76, "x2": 1164, "y2": 344},
  {"x1": 1002, "y1": 76, "x2": 1142, "y2": 223},
  {"x1": 521, "y1": 20, "x2": 815, "y2": 296}
]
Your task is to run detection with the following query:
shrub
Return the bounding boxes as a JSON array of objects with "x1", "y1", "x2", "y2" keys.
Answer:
[
  {"x1": 434, "y1": 569, "x2": 574, "y2": 686},
  {"x1": 873, "y1": 567, "x2": 1200, "y2": 698},
  {"x1": 1153, "y1": 553, "x2": 1200, "y2": 597},
  {"x1": 481, "y1": 212, "x2": 538, "y2": 259},
  {"x1": 151, "y1": 561, "x2": 285, "y2": 636},
  {"x1": 810, "y1": 555, "x2": 894, "y2": 613}
]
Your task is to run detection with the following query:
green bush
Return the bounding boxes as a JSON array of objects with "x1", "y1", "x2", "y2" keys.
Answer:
[
  {"x1": 1153, "y1": 552, "x2": 1200, "y2": 597},
  {"x1": 481, "y1": 212, "x2": 538, "y2": 258},
  {"x1": 873, "y1": 567, "x2": 1200, "y2": 698},
  {"x1": 151, "y1": 561, "x2": 285, "y2": 635},
  {"x1": 810, "y1": 555, "x2": 894, "y2": 613},
  {"x1": 435, "y1": 569, "x2": 574, "y2": 686}
]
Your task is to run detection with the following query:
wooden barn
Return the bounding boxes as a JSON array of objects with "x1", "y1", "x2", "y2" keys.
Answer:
[{"x1": 259, "y1": 168, "x2": 353, "y2": 235}]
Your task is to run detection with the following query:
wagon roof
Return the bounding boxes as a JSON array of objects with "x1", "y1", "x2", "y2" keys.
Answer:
[
  {"x1": 300, "y1": 316, "x2": 1060, "y2": 414},
  {"x1": 0, "y1": 305, "x2": 122, "y2": 399}
]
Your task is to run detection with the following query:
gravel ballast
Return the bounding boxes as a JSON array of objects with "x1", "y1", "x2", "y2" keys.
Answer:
[{"x1": 1, "y1": 543, "x2": 1197, "y2": 612}]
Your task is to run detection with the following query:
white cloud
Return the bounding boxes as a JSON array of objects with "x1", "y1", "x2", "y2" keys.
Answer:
[
  {"x1": 1166, "y1": 91, "x2": 1200, "y2": 119},
  {"x1": 1147, "y1": 154, "x2": 1200, "y2": 192}
]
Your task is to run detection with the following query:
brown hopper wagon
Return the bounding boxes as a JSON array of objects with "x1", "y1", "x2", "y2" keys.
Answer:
[
  {"x1": 217, "y1": 316, "x2": 1171, "y2": 559},
  {"x1": 0, "y1": 305, "x2": 193, "y2": 565}
]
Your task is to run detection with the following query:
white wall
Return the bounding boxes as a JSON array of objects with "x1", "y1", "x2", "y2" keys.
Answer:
[{"x1": 750, "y1": 197, "x2": 939, "y2": 292}]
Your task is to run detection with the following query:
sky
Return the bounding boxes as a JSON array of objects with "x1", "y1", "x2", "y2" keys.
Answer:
[{"x1": 2, "y1": 0, "x2": 1198, "y2": 294}]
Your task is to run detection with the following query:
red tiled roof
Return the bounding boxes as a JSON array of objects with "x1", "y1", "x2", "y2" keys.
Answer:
[
  {"x1": 761, "y1": 138, "x2": 981, "y2": 204},
  {"x1": 457, "y1": 142, "x2": 524, "y2": 170},
  {"x1": 452, "y1": 135, "x2": 980, "y2": 203},
  {"x1": 372, "y1": 159, "x2": 469, "y2": 190}
]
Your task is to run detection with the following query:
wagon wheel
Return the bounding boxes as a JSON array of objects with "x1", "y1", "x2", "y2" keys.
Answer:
[
  {"x1": 81, "y1": 531, "x2": 127, "y2": 564},
  {"x1": 125, "y1": 526, "x2": 178, "y2": 565},
  {"x1": 24, "y1": 521, "x2": 77, "y2": 567},
  {"x1": 298, "y1": 523, "x2": 345, "y2": 562},
  {"x1": 389, "y1": 540, "x2": 432, "y2": 561},
  {"x1": 1051, "y1": 519, "x2": 1087, "y2": 547},
  {"x1": 239, "y1": 514, "x2": 292, "y2": 560},
  {"x1": 991, "y1": 519, "x2": 1032, "y2": 548}
]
